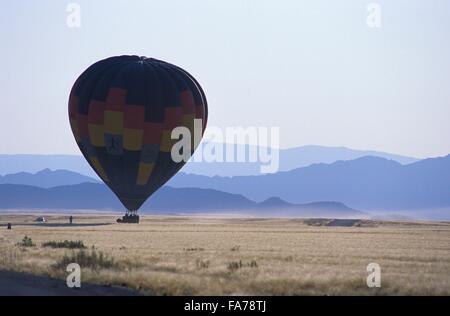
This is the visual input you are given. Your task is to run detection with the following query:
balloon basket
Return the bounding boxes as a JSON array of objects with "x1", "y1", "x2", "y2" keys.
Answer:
[{"x1": 117, "y1": 210, "x2": 140, "y2": 224}]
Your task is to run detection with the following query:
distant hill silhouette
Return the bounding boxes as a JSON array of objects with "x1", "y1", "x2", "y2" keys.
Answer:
[
  {"x1": 0, "y1": 154, "x2": 96, "y2": 177},
  {"x1": 1, "y1": 154, "x2": 449, "y2": 216},
  {"x1": 185, "y1": 144, "x2": 418, "y2": 176},
  {"x1": 0, "y1": 183, "x2": 364, "y2": 218},
  {"x1": 0, "y1": 169, "x2": 98, "y2": 188},
  {"x1": 0, "y1": 145, "x2": 418, "y2": 177},
  {"x1": 168, "y1": 155, "x2": 450, "y2": 212}
]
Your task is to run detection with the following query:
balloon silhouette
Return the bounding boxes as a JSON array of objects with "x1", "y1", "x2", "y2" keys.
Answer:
[{"x1": 68, "y1": 56, "x2": 208, "y2": 215}]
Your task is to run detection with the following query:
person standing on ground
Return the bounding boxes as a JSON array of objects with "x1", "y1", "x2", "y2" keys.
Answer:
[
  {"x1": 7, "y1": 223, "x2": 11, "y2": 230},
  {"x1": 69, "y1": 216, "x2": 73, "y2": 225}
]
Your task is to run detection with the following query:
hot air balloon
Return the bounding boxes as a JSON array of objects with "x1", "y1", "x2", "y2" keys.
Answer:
[{"x1": 68, "y1": 56, "x2": 208, "y2": 223}]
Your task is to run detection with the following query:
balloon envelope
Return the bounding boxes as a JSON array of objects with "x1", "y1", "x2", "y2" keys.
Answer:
[{"x1": 68, "y1": 56, "x2": 207, "y2": 211}]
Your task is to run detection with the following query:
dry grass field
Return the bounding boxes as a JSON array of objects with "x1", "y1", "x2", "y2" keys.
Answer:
[{"x1": 1, "y1": 213, "x2": 449, "y2": 295}]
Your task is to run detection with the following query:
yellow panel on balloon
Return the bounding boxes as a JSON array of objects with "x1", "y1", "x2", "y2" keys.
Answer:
[
  {"x1": 123, "y1": 128, "x2": 143, "y2": 151},
  {"x1": 181, "y1": 114, "x2": 195, "y2": 130},
  {"x1": 182, "y1": 114, "x2": 195, "y2": 145},
  {"x1": 160, "y1": 130, "x2": 174, "y2": 153},
  {"x1": 70, "y1": 119, "x2": 81, "y2": 142},
  {"x1": 88, "y1": 124, "x2": 105, "y2": 147},
  {"x1": 136, "y1": 162, "x2": 155, "y2": 185},
  {"x1": 89, "y1": 156, "x2": 109, "y2": 182},
  {"x1": 104, "y1": 111, "x2": 123, "y2": 135}
]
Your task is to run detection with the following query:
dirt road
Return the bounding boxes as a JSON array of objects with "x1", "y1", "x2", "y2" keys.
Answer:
[{"x1": 0, "y1": 270, "x2": 140, "y2": 296}]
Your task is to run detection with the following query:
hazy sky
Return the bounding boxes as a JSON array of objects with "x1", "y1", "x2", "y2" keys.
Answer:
[{"x1": 1, "y1": 0, "x2": 449, "y2": 158}]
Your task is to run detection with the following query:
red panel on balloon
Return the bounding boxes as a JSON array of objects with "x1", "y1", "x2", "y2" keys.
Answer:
[
  {"x1": 105, "y1": 87, "x2": 127, "y2": 111},
  {"x1": 77, "y1": 114, "x2": 89, "y2": 138},
  {"x1": 164, "y1": 107, "x2": 182, "y2": 130},
  {"x1": 180, "y1": 91, "x2": 195, "y2": 114},
  {"x1": 88, "y1": 100, "x2": 105, "y2": 124},
  {"x1": 143, "y1": 122, "x2": 163, "y2": 144},
  {"x1": 124, "y1": 105, "x2": 145, "y2": 129}
]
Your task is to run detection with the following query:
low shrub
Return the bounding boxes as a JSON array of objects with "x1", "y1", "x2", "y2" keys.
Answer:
[
  {"x1": 227, "y1": 260, "x2": 258, "y2": 272},
  {"x1": 43, "y1": 240, "x2": 86, "y2": 249},
  {"x1": 18, "y1": 236, "x2": 35, "y2": 247},
  {"x1": 55, "y1": 249, "x2": 117, "y2": 270}
]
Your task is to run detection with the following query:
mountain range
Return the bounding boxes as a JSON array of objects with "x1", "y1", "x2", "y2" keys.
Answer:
[
  {"x1": 0, "y1": 144, "x2": 419, "y2": 177},
  {"x1": 0, "y1": 183, "x2": 364, "y2": 218},
  {"x1": 185, "y1": 144, "x2": 418, "y2": 176},
  {"x1": 0, "y1": 169, "x2": 98, "y2": 188},
  {"x1": 1, "y1": 152, "x2": 449, "y2": 220},
  {"x1": 168, "y1": 155, "x2": 450, "y2": 213}
]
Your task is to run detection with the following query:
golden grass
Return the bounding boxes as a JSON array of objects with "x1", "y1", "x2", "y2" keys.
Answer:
[{"x1": 1, "y1": 214, "x2": 450, "y2": 295}]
